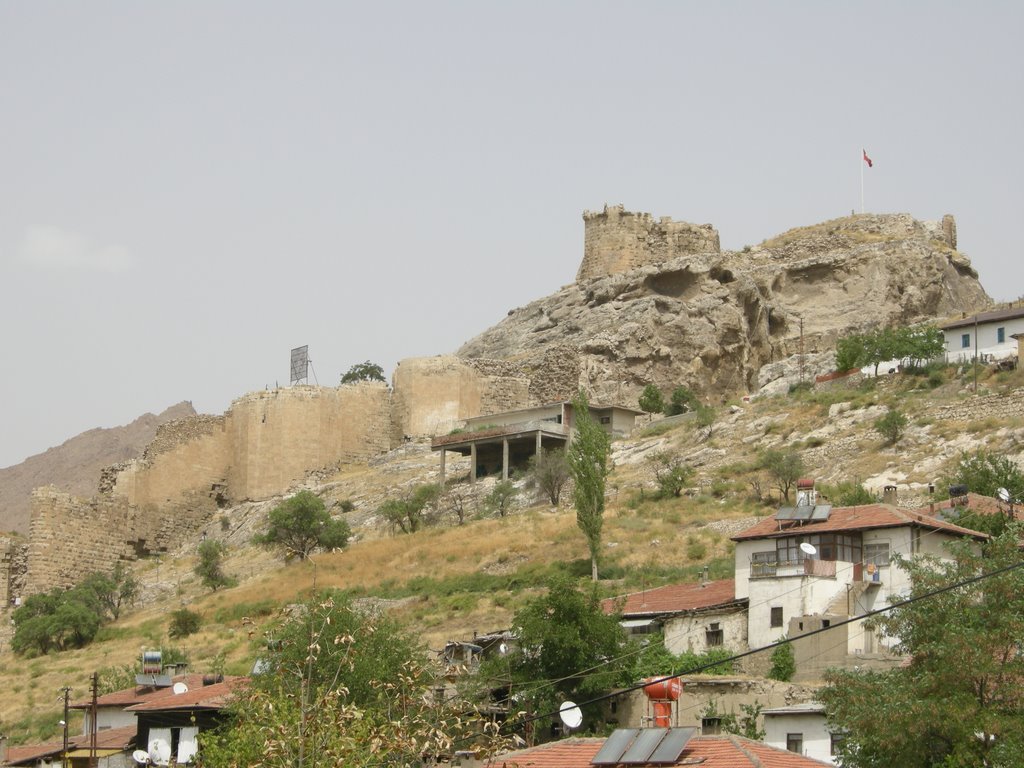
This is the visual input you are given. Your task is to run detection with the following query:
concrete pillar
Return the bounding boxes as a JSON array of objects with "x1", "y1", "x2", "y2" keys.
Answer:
[
  {"x1": 439, "y1": 450, "x2": 446, "y2": 485},
  {"x1": 535, "y1": 431, "x2": 543, "y2": 463},
  {"x1": 470, "y1": 443, "x2": 477, "y2": 485},
  {"x1": 502, "y1": 439, "x2": 510, "y2": 480}
]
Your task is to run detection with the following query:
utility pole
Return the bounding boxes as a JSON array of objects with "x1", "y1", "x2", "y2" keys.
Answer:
[
  {"x1": 90, "y1": 672, "x2": 98, "y2": 768},
  {"x1": 60, "y1": 687, "x2": 71, "y2": 768}
]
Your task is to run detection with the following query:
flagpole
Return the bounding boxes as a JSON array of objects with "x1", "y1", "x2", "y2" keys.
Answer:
[{"x1": 860, "y1": 148, "x2": 864, "y2": 214}]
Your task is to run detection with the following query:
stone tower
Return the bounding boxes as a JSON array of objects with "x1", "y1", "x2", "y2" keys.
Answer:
[{"x1": 577, "y1": 204, "x2": 720, "y2": 282}]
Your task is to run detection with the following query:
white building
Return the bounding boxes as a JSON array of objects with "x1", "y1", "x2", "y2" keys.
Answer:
[
  {"x1": 941, "y1": 306, "x2": 1024, "y2": 363},
  {"x1": 763, "y1": 702, "x2": 839, "y2": 764},
  {"x1": 732, "y1": 498, "x2": 987, "y2": 671}
]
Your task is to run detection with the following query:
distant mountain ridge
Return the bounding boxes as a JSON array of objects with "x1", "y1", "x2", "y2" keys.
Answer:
[{"x1": 0, "y1": 402, "x2": 196, "y2": 535}]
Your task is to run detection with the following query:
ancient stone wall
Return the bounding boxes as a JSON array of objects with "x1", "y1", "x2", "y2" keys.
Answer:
[
  {"x1": 0, "y1": 536, "x2": 15, "y2": 606},
  {"x1": 578, "y1": 204, "x2": 720, "y2": 282},
  {"x1": 226, "y1": 383, "x2": 392, "y2": 501}
]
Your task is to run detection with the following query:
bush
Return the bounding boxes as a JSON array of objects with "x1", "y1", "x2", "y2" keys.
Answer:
[
  {"x1": 168, "y1": 608, "x2": 202, "y2": 638},
  {"x1": 195, "y1": 539, "x2": 236, "y2": 591},
  {"x1": 665, "y1": 386, "x2": 699, "y2": 416},
  {"x1": 255, "y1": 490, "x2": 351, "y2": 559},
  {"x1": 649, "y1": 452, "x2": 694, "y2": 498},
  {"x1": 530, "y1": 448, "x2": 571, "y2": 505},
  {"x1": 875, "y1": 408, "x2": 908, "y2": 445},
  {"x1": 769, "y1": 639, "x2": 795, "y2": 681}
]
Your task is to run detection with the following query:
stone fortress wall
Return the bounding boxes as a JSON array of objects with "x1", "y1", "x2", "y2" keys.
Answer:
[{"x1": 578, "y1": 203, "x2": 720, "y2": 282}]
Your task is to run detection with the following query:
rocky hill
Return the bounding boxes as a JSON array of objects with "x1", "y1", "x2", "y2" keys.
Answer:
[
  {"x1": 458, "y1": 208, "x2": 990, "y2": 403},
  {"x1": 0, "y1": 401, "x2": 196, "y2": 534}
]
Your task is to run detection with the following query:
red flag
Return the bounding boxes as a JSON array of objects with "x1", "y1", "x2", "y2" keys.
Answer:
[{"x1": 863, "y1": 149, "x2": 873, "y2": 168}]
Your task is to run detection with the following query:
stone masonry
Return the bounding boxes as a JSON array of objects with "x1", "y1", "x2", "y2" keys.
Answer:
[{"x1": 578, "y1": 204, "x2": 720, "y2": 282}]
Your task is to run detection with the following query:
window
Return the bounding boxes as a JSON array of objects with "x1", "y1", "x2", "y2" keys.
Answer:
[
  {"x1": 770, "y1": 606, "x2": 784, "y2": 628},
  {"x1": 997, "y1": 326, "x2": 1006, "y2": 343},
  {"x1": 599, "y1": 416, "x2": 611, "y2": 424},
  {"x1": 864, "y1": 542, "x2": 890, "y2": 566},
  {"x1": 705, "y1": 622, "x2": 724, "y2": 647},
  {"x1": 751, "y1": 551, "x2": 777, "y2": 577},
  {"x1": 701, "y1": 717, "x2": 722, "y2": 735},
  {"x1": 787, "y1": 733, "x2": 803, "y2": 754},
  {"x1": 961, "y1": 333, "x2": 971, "y2": 348},
  {"x1": 777, "y1": 533, "x2": 862, "y2": 564},
  {"x1": 830, "y1": 732, "x2": 846, "y2": 756}
]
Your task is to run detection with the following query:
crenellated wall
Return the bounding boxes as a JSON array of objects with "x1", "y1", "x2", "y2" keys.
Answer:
[{"x1": 578, "y1": 204, "x2": 720, "y2": 282}]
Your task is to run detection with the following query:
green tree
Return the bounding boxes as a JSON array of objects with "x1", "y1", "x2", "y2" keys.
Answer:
[
  {"x1": 945, "y1": 449, "x2": 1024, "y2": 501},
  {"x1": 11, "y1": 582, "x2": 106, "y2": 655},
  {"x1": 836, "y1": 333, "x2": 868, "y2": 371},
  {"x1": 195, "y1": 539, "x2": 236, "y2": 591},
  {"x1": 255, "y1": 491, "x2": 351, "y2": 560},
  {"x1": 482, "y1": 576, "x2": 626, "y2": 720},
  {"x1": 201, "y1": 592, "x2": 509, "y2": 768},
  {"x1": 483, "y1": 480, "x2": 517, "y2": 518},
  {"x1": 665, "y1": 386, "x2": 698, "y2": 416},
  {"x1": 700, "y1": 701, "x2": 765, "y2": 741},
  {"x1": 378, "y1": 483, "x2": 441, "y2": 534},
  {"x1": 339, "y1": 360, "x2": 385, "y2": 385},
  {"x1": 821, "y1": 526, "x2": 1024, "y2": 767},
  {"x1": 568, "y1": 391, "x2": 611, "y2": 581},
  {"x1": 819, "y1": 479, "x2": 876, "y2": 507},
  {"x1": 78, "y1": 562, "x2": 139, "y2": 621},
  {"x1": 168, "y1": 608, "x2": 202, "y2": 638},
  {"x1": 530, "y1": 448, "x2": 571, "y2": 506},
  {"x1": 759, "y1": 449, "x2": 804, "y2": 503},
  {"x1": 649, "y1": 452, "x2": 694, "y2": 498},
  {"x1": 874, "y1": 407, "x2": 908, "y2": 445},
  {"x1": 638, "y1": 384, "x2": 665, "y2": 414},
  {"x1": 694, "y1": 404, "x2": 717, "y2": 438}
]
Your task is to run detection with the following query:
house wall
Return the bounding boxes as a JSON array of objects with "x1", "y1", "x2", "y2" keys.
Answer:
[
  {"x1": 944, "y1": 317, "x2": 1024, "y2": 363},
  {"x1": 764, "y1": 712, "x2": 835, "y2": 764},
  {"x1": 663, "y1": 610, "x2": 747, "y2": 655},
  {"x1": 464, "y1": 405, "x2": 562, "y2": 430},
  {"x1": 83, "y1": 707, "x2": 137, "y2": 734}
]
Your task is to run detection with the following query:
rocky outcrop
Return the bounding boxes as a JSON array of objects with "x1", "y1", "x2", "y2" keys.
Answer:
[{"x1": 458, "y1": 210, "x2": 991, "y2": 404}]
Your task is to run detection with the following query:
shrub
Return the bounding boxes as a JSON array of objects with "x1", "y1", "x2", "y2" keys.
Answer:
[
  {"x1": 168, "y1": 609, "x2": 202, "y2": 638},
  {"x1": 649, "y1": 452, "x2": 694, "y2": 498},
  {"x1": 195, "y1": 539, "x2": 236, "y2": 591},
  {"x1": 638, "y1": 384, "x2": 665, "y2": 414},
  {"x1": 769, "y1": 639, "x2": 795, "y2": 681},
  {"x1": 665, "y1": 386, "x2": 699, "y2": 416},
  {"x1": 875, "y1": 408, "x2": 908, "y2": 445}
]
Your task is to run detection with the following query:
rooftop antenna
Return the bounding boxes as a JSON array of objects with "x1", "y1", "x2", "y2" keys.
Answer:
[
  {"x1": 800, "y1": 542, "x2": 817, "y2": 557},
  {"x1": 172, "y1": 682, "x2": 189, "y2": 695}
]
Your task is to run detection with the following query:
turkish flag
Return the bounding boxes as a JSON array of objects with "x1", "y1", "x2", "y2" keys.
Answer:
[{"x1": 863, "y1": 149, "x2": 873, "y2": 168}]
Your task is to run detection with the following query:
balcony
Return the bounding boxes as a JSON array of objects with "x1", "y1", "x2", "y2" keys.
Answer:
[{"x1": 750, "y1": 558, "x2": 837, "y2": 579}]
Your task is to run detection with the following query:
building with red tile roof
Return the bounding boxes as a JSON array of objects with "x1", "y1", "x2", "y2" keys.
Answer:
[
  {"x1": 731, "y1": 496, "x2": 988, "y2": 672},
  {"x1": 481, "y1": 733, "x2": 833, "y2": 767},
  {"x1": 4, "y1": 724, "x2": 137, "y2": 768},
  {"x1": 602, "y1": 579, "x2": 747, "y2": 657}
]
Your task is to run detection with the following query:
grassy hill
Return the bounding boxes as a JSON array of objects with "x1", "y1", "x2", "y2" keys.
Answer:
[{"x1": 2, "y1": 362, "x2": 1022, "y2": 744}]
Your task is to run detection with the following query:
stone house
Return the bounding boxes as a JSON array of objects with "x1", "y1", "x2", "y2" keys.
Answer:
[
  {"x1": 941, "y1": 305, "x2": 1024, "y2": 363},
  {"x1": 431, "y1": 401, "x2": 642, "y2": 484},
  {"x1": 601, "y1": 578, "x2": 747, "y2": 655}
]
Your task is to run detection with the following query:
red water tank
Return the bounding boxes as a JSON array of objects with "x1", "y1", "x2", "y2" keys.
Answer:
[{"x1": 643, "y1": 677, "x2": 682, "y2": 701}]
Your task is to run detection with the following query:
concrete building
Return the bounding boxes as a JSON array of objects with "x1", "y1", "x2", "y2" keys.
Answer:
[
  {"x1": 762, "y1": 703, "x2": 838, "y2": 764},
  {"x1": 431, "y1": 401, "x2": 642, "y2": 484},
  {"x1": 941, "y1": 306, "x2": 1024, "y2": 363}
]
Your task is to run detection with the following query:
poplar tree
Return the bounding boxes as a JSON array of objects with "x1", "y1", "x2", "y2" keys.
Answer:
[{"x1": 568, "y1": 391, "x2": 611, "y2": 581}]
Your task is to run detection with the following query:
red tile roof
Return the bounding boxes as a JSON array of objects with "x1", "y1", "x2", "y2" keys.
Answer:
[
  {"x1": 484, "y1": 734, "x2": 832, "y2": 767},
  {"x1": 919, "y1": 493, "x2": 1023, "y2": 522},
  {"x1": 6, "y1": 725, "x2": 137, "y2": 765},
  {"x1": 602, "y1": 579, "x2": 741, "y2": 617},
  {"x1": 71, "y1": 674, "x2": 246, "y2": 712},
  {"x1": 126, "y1": 677, "x2": 248, "y2": 712},
  {"x1": 731, "y1": 503, "x2": 989, "y2": 542}
]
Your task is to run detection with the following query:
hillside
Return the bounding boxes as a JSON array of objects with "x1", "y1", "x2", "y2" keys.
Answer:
[
  {"x1": 0, "y1": 402, "x2": 196, "y2": 534},
  {"x1": 2, "y1": 361, "x2": 1021, "y2": 744}
]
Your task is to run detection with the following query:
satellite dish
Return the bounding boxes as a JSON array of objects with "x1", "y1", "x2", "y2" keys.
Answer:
[
  {"x1": 558, "y1": 700, "x2": 583, "y2": 729},
  {"x1": 997, "y1": 487, "x2": 1010, "y2": 502},
  {"x1": 172, "y1": 682, "x2": 189, "y2": 695},
  {"x1": 498, "y1": 642, "x2": 509, "y2": 655},
  {"x1": 150, "y1": 739, "x2": 171, "y2": 766},
  {"x1": 800, "y1": 542, "x2": 817, "y2": 556},
  {"x1": 132, "y1": 750, "x2": 151, "y2": 765}
]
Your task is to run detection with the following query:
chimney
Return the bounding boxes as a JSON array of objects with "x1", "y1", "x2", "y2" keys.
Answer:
[{"x1": 883, "y1": 485, "x2": 898, "y2": 506}]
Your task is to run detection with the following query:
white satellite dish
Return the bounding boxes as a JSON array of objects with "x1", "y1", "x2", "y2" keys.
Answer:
[
  {"x1": 800, "y1": 542, "x2": 817, "y2": 556},
  {"x1": 132, "y1": 750, "x2": 151, "y2": 765},
  {"x1": 997, "y1": 487, "x2": 1010, "y2": 502},
  {"x1": 498, "y1": 642, "x2": 509, "y2": 655},
  {"x1": 558, "y1": 700, "x2": 583, "y2": 729},
  {"x1": 172, "y1": 682, "x2": 189, "y2": 695},
  {"x1": 150, "y1": 739, "x2": 171, "y2": 766}
]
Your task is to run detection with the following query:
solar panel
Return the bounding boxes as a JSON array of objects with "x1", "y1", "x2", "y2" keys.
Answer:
[
  {"x1": 791, "y1": 506, "x2": 814, "y2": 521},
  {"x1": 591, "y1": 728, "x2": 698, "y2": 765},
  {"x1": 648, "y1": 726, "x2": 698, "y2": 763},
  {"x1": 620, "y1": 728, "x2": 668, "y2": 763},
  {"x1": 810, "y1": 504, "x2": 832, "y2": 521},
  {"x1": 775, "y1": 507, "x2": 798, "y2": 520},
  {"x1": 592, "y1": 729, "x2": 639, "y2": 765}
]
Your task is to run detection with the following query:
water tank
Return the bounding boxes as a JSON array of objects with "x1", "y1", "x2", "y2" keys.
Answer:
[{"x1": 643, "y1": 677, "x2": 682, "y2": 701}]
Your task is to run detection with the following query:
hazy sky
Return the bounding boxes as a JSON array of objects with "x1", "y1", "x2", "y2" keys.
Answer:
[{"x1": 2, "y1": 1, "x2": 1022, "y2": 468}]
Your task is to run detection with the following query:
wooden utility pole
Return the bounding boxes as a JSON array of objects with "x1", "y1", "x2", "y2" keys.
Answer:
[
  {"x1": 60, "y1": 686, "x2": 71, "y2": 768},
  {"x1": 90, "y1": 672, "x2": 98, "y2": 768}
]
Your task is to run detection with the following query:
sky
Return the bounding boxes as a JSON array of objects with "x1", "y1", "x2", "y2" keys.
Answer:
[{"x1": 1, "y1": 1, "x2": 1022, "y2": 469}]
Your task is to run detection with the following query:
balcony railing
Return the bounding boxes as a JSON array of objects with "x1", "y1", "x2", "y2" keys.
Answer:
[{"x1": 750, "y1": 558, "x2": 837, "y2": 579}]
